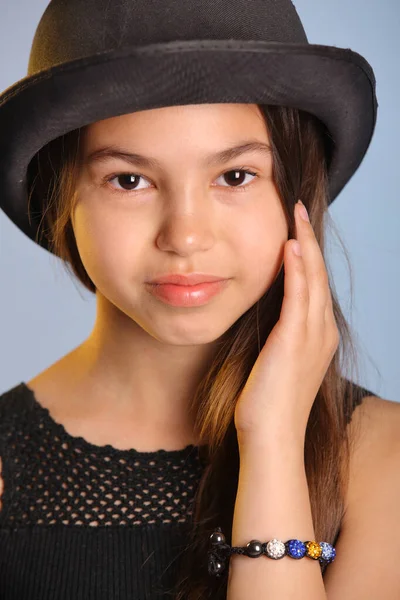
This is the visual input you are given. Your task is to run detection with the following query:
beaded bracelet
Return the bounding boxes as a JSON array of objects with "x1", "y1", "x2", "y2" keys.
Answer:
[{"x1": 208, "y1": 527, "x2": 336, "y2": 577}]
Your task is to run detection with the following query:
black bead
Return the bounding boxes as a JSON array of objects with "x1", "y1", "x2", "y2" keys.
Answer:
[
  {"x1": 246, "y1": 539, "x2": 263, "y2": 557},
  {"x1": 208, "y1": 552, "x2": 226, "y2": 576},
  {"x1": 210, "y1": 530, "x2": 226, "y2": 546}
]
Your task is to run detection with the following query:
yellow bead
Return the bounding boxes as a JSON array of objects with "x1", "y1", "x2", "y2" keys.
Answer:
[{"x1": 306, "y1": 541, "x2": 322, "y2": 559}]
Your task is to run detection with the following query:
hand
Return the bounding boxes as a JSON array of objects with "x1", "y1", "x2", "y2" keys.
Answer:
[{"x1": 234, "y1": 200, "x2": 339, "y2": 445}]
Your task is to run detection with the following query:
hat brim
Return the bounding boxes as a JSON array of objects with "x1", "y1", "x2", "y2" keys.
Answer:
[{"x1": 0, "y1": 39, "x2": 377, "y2": 254}]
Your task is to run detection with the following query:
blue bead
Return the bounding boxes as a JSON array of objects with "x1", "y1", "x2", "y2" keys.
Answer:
[
  {"x1": 286, "y1": 539, "x2": 306, "y2": 558},
  {"x1": 320, "y1": 542, "x2": 336, "y2": 562}
]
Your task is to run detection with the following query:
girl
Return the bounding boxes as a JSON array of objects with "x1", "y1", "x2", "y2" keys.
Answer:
[{"x1": 0, "y1": 0, "x2": 399, "y2": 599}]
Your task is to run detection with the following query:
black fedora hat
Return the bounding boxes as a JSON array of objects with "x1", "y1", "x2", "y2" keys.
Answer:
[{"x1": 0, "y1": 0, "x2": 378, "y2": 255}]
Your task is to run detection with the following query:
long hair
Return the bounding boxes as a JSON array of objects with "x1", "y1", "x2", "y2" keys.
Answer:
[{"x1": 26, "y1": 104, "x2": 364, "y2": 599}]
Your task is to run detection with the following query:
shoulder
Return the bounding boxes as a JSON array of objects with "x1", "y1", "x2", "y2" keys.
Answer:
[
  {"x1": 0, "y1": 382, "x2": 34, "y2": 445},
  {"x1": 324, "y1": 394, "x2": 400, "y2": 596},
  {"x1": 0, "y1": 382, "x2": 26, "y2": 399},
  {"x1": 0, "y1": 381, "x2": 32, "y2": 404},
  {"x1": 0, "y1": 382, "x2": 34, "y2": 512},
  {"x1": 344, "y1": 393, "x2": 400, "y2": 521},
  {"x1": 347, "y1": 393, "x2": 400, "y2": 482}
]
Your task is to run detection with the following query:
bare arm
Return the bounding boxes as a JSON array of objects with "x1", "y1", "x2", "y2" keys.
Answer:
[
  {"x1": 225, "y1": 200, "x2": 335, "y2": 598},
  {"x1": 224, "y1": 203, "x2": 400, "y2": 598},
  {"x1": 226, "y1": 432, "x2": 327, "y2": 599},
  {"x1": 226, "y1": 396, "x2": 400, "y2": 600}
]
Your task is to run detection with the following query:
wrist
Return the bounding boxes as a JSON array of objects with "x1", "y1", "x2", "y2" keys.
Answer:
[{"x1": 237, "y1": 425, "x2": 306, "y2": 457}]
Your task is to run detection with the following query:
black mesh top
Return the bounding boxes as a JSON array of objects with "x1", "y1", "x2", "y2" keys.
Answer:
[
  {"x1": 0, "y1": 379, "x2": 374, "y2": 600},
  {"x1": 0, "y1": 382, "x2": 207, "y2": 600}
]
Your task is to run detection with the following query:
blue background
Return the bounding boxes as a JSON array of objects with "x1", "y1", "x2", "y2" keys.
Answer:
[{"x1": 1, "y1": 0, "x2": 399, "y2": 401}]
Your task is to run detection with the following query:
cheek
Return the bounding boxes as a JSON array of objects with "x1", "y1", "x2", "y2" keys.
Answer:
[
  {"x1": 71, "y1": 202, "x2": 141, "y2": 290},
  {"x1": 236, "y1": 210, "x2": 287, "y2": 294}
]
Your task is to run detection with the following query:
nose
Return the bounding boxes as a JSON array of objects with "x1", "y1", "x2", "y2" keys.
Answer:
[{"x1": 155, "y1": 194, "x2": 216, "y2": 256}]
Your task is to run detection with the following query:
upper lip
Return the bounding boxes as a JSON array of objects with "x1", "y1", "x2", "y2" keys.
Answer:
[{"x1": 148, "y1": 273, "x2": 227, "y2": 286}]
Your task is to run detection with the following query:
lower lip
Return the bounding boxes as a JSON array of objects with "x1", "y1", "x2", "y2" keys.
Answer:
[{"x1": 146, "y1": 280, "x2": 230, "y2": 307}]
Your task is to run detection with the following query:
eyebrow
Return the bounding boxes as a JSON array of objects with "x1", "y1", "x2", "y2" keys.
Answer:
[{"x1": 84, "y1": 140, "x2": 272, "y2": 170}]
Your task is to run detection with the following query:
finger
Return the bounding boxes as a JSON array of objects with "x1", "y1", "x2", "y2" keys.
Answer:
[
  {"x1": 320, "y1": 249, "x2": 338, "y2": 334},
  {"x1": 278, "y1": 237, "x2": 309, "y2": 337},
  {"x1": 324, "y1": 285, "x2": 339, "y2": 345},
  {"x1": 294, "y1": 201, "x2": 329, "y2": 324},
  {"x1": 324, "y1": 280, "x2": 335, "y2": 322}
]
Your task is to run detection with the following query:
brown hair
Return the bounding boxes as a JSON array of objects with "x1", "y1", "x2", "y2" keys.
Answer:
[{"x1": 27, "y1": 105, "x2": 364, "y2": 599}]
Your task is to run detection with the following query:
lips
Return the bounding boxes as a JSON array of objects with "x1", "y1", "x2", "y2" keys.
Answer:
[
  {"x1": 146, "y1": 279, "x2": 230, "y2": 307},
  {"x1": 148, "y1": 273, "x2": 226, "y2": 286}
]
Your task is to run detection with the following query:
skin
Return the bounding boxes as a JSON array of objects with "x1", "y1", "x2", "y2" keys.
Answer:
[
  {"x1": 26, "y1": 103, "x2": 288, "y2": 450},
  {"x1": 234, "y1": 199, "x2": 339, "y2": 444},
  {"x1": 7, "y1": 104, "x2": 400, "y2": 598},
  {"x1": 224, "y1": 201, "x2": 400, "y2": 598}
]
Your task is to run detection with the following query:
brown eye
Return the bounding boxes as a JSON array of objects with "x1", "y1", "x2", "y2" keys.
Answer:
[
  {"x1": 106, "y1": 168, "x2": 257, "y2": 194},
  {"x1": 117, "y1": 174, "x2": 139, "y2": 190},
  {"x1": 216, "y1": 169, "x2": 257, "y2": 189},
  {"x1": 107, "y1": 173, "x2": 150, "y2": 192}
]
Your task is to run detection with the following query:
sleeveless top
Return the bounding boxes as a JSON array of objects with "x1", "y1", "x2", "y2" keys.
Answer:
[{"x1": 0, "y1": 380, "x2": 374, "y2": 600}]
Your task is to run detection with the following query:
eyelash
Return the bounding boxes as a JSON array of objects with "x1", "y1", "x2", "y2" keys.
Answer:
[{"x1": 102, "y1": 168, "x2": 259, "y2": 195}]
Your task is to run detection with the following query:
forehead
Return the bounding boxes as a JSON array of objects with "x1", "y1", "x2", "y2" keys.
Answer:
[
  {"x1": 79, "y1": 104, "x2": 272, "y2": 174},
  {"x1": 81, "y1": 103, "x2": 268, "y2": 144}
]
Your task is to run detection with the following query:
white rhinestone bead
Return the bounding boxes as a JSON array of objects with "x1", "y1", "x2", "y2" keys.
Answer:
[{"x1": 266, "y1": 538, "x2": 286, "y2": 559}]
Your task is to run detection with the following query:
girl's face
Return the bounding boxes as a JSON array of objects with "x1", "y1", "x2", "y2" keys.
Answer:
[{"x1": 73, "y1": 103, "x2": 288, "y2": 345}]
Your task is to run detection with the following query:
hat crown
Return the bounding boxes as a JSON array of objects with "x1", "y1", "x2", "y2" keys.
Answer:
[{"x1": 28, "y1": 0, "x2": 308, "y2": 75}]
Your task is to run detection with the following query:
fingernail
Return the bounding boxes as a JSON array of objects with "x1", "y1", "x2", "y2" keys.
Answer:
[
  {"x1": 292, "y1": 240, "x2": 302, "y2": 256},
  {"x1": 297, "y1": 200, "x2": 309, "y2": 222}
]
